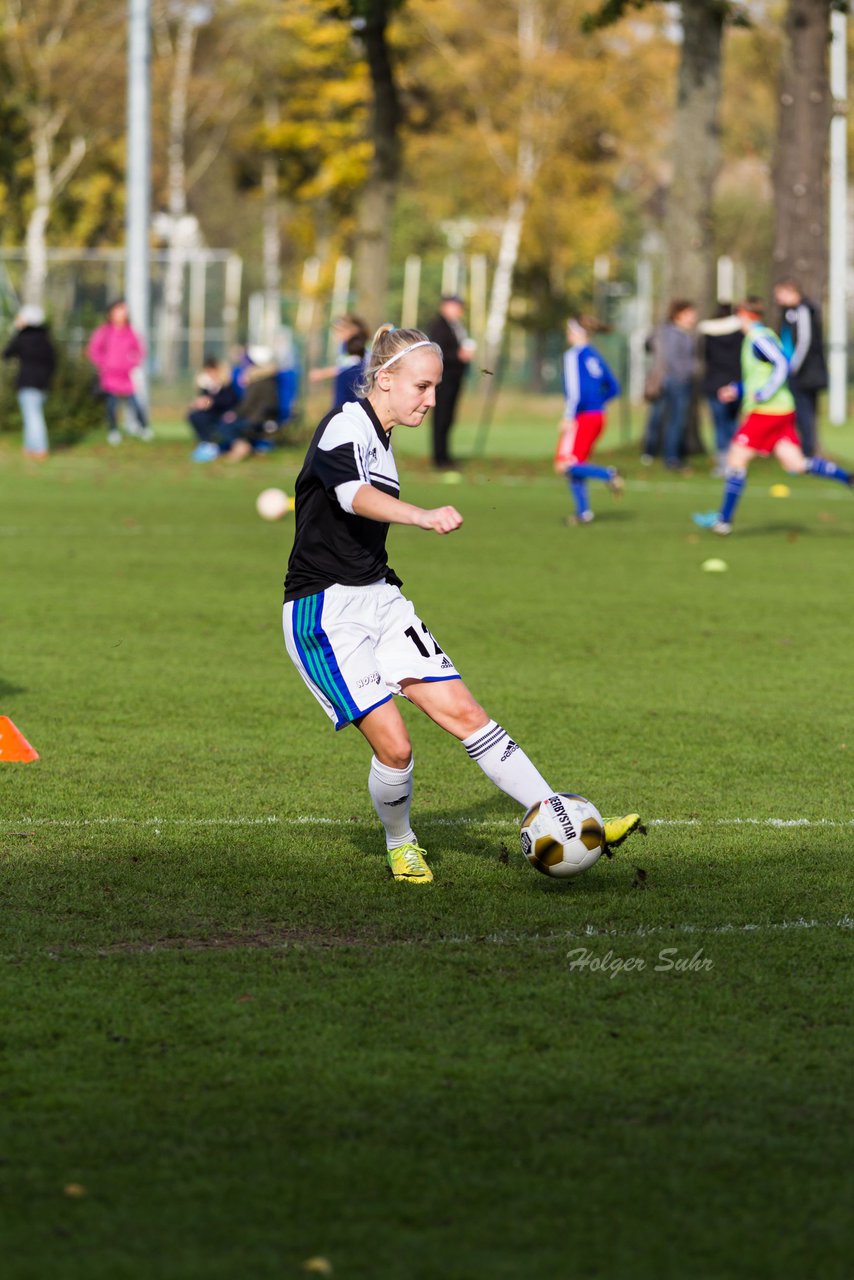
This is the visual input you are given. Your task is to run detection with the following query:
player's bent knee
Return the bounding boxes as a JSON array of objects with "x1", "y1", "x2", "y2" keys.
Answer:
[
  {"x1": 774, "y1": 442, "x2": 806, "y2": 474},
  {"x1": 355, "y1": 703, "x2": 412, "y2": 769},
  {"x1": 454, "y1": 701, "x2": 490, "y2": 740},
  {"x1": 377, "y1": 745, "x2": 412, "y2": 770},
  {"x1": 369, "y1": 729, "x2": 412, "y2": 770}
]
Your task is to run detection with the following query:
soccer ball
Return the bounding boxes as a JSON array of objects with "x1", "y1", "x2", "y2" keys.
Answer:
[
  {"x1": 255, "y1": 488, "x2": 290, "y2": 521},
  {"x1": 520, "y1": 793, "x2": 606, "y2": 879}
]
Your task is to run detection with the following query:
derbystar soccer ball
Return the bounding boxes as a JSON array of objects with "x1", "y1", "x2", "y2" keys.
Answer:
[
  {"x1": 255, "y1": 488, "x2": 290, "y2": 521},
  {"x1": 520, "y1": 793, "x2": 606, "y2": 878}
]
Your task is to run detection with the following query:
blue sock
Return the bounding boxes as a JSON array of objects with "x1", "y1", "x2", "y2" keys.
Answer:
[
  {"x1": 569, "y1": 462, "x2": 612, "y2": 482},
  {"x1": 720, "y1": 469, "x2": 747, "y2": 524},
  {"x1": 805, "y1": 457, "x2": 852, "y2": 486},
  {"x1": 568, "y1": 476, "x2": 589, "y2": 518}
]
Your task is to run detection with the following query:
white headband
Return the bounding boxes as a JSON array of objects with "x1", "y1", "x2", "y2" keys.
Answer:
[{"x1": 376, "y1": 339, "x2": 433, "y2": 373}]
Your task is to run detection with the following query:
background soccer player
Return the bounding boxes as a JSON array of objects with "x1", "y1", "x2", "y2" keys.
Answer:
[
  {"x1": 282, "y1": 325, "x2": 641, "y2": 882},
  {"x1": 693, "y1": 298, "x2": 851, "y2": 536},
  {"x1": 554, "y1": 316, "x2": 623, "y2": 525}
]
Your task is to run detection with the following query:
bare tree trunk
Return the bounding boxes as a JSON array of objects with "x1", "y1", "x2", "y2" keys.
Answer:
[
  {"x1": 23, "y1": 109, "x2": 86, "y2": 307},
  {"x1": 771, "y1": 0, "x2": 831, "y2": 300},
  {"x1": 161, "y1": 11, "x2": 199, "y2": 380},
  {"x1": 483, "y1": 194, "x2": 528, "y2": 372},
  {"x1": 663, "y1": 0, "x2": 725, "y2": 319},
  {"x1": 261, "y1": 96, "x2": 282, "y2": 346},
  {"x1": 353, "y1": 1, "x2": 402, "y2": 329},
  {"x1": 24, "y1": 121, "x2": 53, "y2": 309},
  {"x1": 482, "y1": 1, "x2": 541, "y2": 373}
]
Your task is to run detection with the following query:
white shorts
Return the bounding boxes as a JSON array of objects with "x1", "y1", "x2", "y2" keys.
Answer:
[{"x1": 283, "y1": 581, "x2": 461, "y2": 729}]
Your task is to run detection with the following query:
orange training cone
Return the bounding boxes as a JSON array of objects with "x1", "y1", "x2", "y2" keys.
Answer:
[{"x1": 0, "y1": 716, "x2": 40, "y2": 762}]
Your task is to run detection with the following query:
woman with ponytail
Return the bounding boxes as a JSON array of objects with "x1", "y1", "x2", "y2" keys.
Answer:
[{"x1": 282, "y1": 325, "x2": 641, "y2": 882}]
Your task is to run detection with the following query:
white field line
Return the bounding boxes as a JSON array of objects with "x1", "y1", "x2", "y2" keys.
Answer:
[
  {"x1": 2, "y1": 815, "x2": 851, "y2": 944},
  {"x1": 2, "y1": 814, "x2": 853, "y2": 831},
  {"x1": 88, "y1": 917, "x2": 854, "y2": 949},
  {"x1": 563, "y1": 916, "x2": 854, "y2": 939},
  {"x1": 442, "y1": 917, "x2": 854, "y2": 943}
]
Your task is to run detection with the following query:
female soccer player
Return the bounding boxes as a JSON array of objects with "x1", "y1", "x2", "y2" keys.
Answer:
[
  {"x1": 554, "y1": 317, "x2": 623, "y2": 524},
  {"x1": 282, "y1": 325, "x2": 641, "y2": 883},
  {"x1": 693, "y1": 299, "x2": 852, "y2": 536}
]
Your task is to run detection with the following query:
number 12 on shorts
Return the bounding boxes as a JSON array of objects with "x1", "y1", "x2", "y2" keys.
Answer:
[{"x1": 404, "y1": 622, "x2": 444, "y2": 658}]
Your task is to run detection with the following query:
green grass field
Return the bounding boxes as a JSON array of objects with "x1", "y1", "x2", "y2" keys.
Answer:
[{"x1": 2, "y1": 398, "x2": 853, "y2": 1280}]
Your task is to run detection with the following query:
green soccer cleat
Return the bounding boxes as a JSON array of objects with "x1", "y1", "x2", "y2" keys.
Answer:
[
  {"x1": 387, "y1": 842, "x2": 433, "y2": 884},
  {"x1": 602, "y1": 813, "x2": 646, "y2": 857}
]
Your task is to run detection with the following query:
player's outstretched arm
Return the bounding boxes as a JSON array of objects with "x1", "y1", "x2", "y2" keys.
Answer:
[{"x1": 351, "y1": 484, "x2": 463, "y2": 535}]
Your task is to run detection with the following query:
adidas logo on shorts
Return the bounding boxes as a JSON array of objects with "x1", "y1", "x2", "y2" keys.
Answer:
[{"x1": 440, "y1": 657, "x2": 453, "y2": 670}]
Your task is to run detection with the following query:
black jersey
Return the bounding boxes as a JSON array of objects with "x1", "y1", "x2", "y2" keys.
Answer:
[{"x1": 284, "y1": 398, "x2": 403, "y2": 602}]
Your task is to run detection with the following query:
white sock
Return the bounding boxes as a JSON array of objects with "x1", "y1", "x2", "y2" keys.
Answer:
[
  {"x1": 462, "y1": 720, "x2": 552, "y2": 809},
  {"x1": 368, "y1": 756, "x2": 416, "y2": 851}
]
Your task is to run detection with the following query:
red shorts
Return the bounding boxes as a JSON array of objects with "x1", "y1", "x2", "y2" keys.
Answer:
[
  {"x1": 733, "y1": 411, "x2": 800, "y2": 456},
  {"x1": 554, "y1": 411, "x2": 605, "y2": 469}
]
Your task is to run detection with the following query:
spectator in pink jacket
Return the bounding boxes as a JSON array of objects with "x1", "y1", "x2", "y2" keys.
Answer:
[{"x1": 87, "y1": 300, "x2": 152, "y2": 444}]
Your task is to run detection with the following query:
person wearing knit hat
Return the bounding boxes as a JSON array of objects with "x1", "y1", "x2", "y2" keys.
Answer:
[{"x1": 3, "y1": 305, "x2": 56, "y2": 458}]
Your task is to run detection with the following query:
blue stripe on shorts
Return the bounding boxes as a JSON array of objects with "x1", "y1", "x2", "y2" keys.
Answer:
[{"x1": 292, "y1": 592, "x2": 362, "y2": 728}]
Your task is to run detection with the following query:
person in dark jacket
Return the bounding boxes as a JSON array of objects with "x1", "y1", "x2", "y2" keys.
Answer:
[
  {"x1": 188, "y1": 354, "x2": 242, "y2": 459},
  {"x1": 3, "y1": 305, "x2": 56, "y2": 458},
  {"x1": 219, "y1": 349, "x2": 282, "y2": 461},
  {"x1": 773, "y1": 280, "x2": 829, "y2": 455},
  {"x1": 641, "y1": 299, "x2": 698, "y2": 470},
  {"x1": 773, "y1": 279, "x2": 828, "y2": 456},
  {"x1": 698, "y1": 303, "x2": 743, "y2": 475},
  {"x1": 426, "y1": 294, "x2": 474, "y2": 469}
]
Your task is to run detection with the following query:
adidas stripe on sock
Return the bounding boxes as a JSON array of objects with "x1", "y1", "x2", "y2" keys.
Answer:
[{"x1": 462, "y1": 720, "x2": 552, "y2": 809}]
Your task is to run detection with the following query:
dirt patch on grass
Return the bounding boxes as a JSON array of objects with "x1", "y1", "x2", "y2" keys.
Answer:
[{"x1": 95, "y1": 925, "x2": 375, "y2": 955}]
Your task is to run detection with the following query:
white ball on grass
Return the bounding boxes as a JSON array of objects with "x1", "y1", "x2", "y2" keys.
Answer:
[
  {"x1": 520, "y1": 793, "x2": 606, "y2": 879},
  {"x1": 255, "y1": 488, "x2": 290, "y2": 521}
]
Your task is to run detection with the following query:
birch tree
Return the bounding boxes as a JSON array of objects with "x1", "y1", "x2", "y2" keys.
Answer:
[
  {"x1": 243, "y1": 2, "x2": 370, "y2": 313},
  {"x1": 415, "y1": 0, "x2": 585, "y2": 371},
  {"x1": 220, "y1": 0, "x2": 309, "y2": 344},
  {"x1": 152, "y1": 0, "x2": 251, "y2": 376},
  {"x1": 261, "y1": 95, "x2": 283, "y2": 342},
  {"x1": 2, "y1": 0, "x2": 122, "y2": 307},
  {"x1": 153, "y1": 2, "x2": 211, "y2": 378}
]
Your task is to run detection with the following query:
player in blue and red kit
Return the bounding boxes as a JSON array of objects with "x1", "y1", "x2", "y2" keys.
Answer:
[{"x1": 554, "y1": 317, "x2": 623, "y2": 524}]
